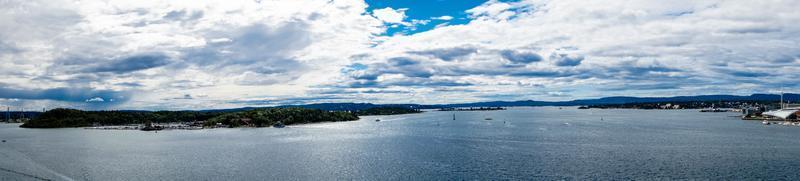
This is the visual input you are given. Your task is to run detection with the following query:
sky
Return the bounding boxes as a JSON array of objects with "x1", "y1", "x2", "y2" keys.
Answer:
[{"x1": 1, "y1": 0, "x2": 799, "y2": 110}]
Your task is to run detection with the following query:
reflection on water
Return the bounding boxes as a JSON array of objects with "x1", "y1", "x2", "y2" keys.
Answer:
[{"x1": 2, "y1": 107, "x2": 800, "y2": 180}]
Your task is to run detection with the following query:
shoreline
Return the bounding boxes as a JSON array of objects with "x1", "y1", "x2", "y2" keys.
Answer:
[{"x1": 15, "y1": 112, "x2": 424, "y2": 131}]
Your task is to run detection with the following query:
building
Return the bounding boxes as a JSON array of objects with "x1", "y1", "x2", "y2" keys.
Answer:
[
  {"x1": 762, "y1": 95, "x2": 800, "y2": 120},
  {"x1": 763, "y1": 109, "x2": 799, "y2": 120}
]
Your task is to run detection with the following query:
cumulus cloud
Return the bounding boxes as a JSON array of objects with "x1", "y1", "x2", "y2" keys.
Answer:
[
  {"x1": 83, "y1": 53, "x2": 172, "y2": 74},
  {"x1": 0, "y1": 0, "x2": 384, "y2": 110},
  {"x1": 372, "y1": 7, "x2": 408, "y2": 24},
  {"x1": 501, "y1": 50, "x2": 543, "y2": 64},
  {"x1": 432, "y1": 16, "x2": 454, "y2": 20},
  {"x1": 85, "y1": 97, "x2": 105, "y2": 102},
  {"x1": 408, "y1": 46, "x2": 478, "y2": 61},
  {"x1": 2, "y1": 0, "x2": 800, "y2": 109},
  {"x1": 162, "y1": 9, "x2": 204, "y2": 22},
  {"x1": 549, "y1": 53, "x2": 584, "y2": 67},
  {"x1": 331, "y1": 0, "x2": 800, "y2": 103}
]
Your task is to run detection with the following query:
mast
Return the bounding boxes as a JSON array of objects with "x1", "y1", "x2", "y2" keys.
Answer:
[{"x1": 781, "y1": 91, "x2": 784, "y2": 109}]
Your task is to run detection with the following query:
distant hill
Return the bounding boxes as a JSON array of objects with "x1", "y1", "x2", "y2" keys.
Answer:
[
  {"x1": 433, "y1": 93, "x2": 800, "y2": 108},
  {"x1": 226, "y1": 93, "x2": 798, "y2": 111},
  {"x1": 6, "y1": 94, "x2": 798, "y2": 117},
  {"x1": 193, "y1": 93, "x2": 800, "y2": 111}
]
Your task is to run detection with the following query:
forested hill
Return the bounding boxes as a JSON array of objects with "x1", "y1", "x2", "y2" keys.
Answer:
[
  {"x1": 20, "y1": 106, "x2": 418, "y2": 128},
  {"x1": 20, "y1": 108, "x2": 223, "y2": 128},
  {"x1": 202, "y1": 107, "x2": 359, "y2": 127}
]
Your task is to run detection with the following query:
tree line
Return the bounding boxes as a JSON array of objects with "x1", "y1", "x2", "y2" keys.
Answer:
[{"x1": 20, "y1": 106, "x2": 421, "y2": 128}]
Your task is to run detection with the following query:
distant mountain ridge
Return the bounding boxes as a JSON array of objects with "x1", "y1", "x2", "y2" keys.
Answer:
[
  {"x1": 12, "y1": 93, "x2": 795, "y2": 114},
  {"x1": 242, "y1": 93, "x2": 800, "y2": 111}
]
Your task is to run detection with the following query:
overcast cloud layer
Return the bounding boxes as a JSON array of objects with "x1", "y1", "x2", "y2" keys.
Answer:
[{"x1": 1, "y1": 0, "x2": 799, "y2": 110}]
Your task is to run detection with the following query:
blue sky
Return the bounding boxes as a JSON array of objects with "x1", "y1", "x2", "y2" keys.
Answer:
[
  {"x1": 0, "y1": 0, "x2": 799, "y2": 110},
  {"x1": 365, "y1": 0, "x2": 488, "y2": 35}
]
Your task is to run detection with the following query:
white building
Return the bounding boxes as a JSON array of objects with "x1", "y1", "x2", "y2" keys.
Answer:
[{"x1": 763, "y1": 109, "x2": 799, "y2": 120}]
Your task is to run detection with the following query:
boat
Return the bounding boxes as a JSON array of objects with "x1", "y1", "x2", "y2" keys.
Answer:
[
  {"x1": 375, "y1": 119, "x2": 381, "y2": 122},
  {"x1": 140, "y1": 121, "x2": 163, "y2": 131},
  {"x1": 485, "y1": 118, "x2": 493, "y2": 120},
  {"x1": 700, "y1": 108, "x2": 728, "y2": 112},
  {"x1": 140, "y1": 126, "x2": 163, "y2": 131},
  {"x1": 762, "y1": 121, "x2": 770, "y2": 125},
  {"x1": 273, "y1": 121, "x2": 285, "y2": 128}
]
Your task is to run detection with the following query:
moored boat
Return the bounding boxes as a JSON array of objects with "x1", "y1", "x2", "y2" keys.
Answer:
[
  {"x1": 140, "y1": 126, "x2": 163, "y2": 131},
  {"x1": 140, "y1": 121, "x2": 163, "y2": 131},
  {"x1": 273, "y1": 121, "x2": 285, "y2": 128}
]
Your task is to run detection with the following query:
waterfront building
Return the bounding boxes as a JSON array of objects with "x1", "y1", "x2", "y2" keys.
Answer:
[
  {"x1": 763, "y1": 109, "x2": 800, "y2": 120},
  {"x1": 762, "y1": 93, "x2": 800, "y2": 120}
]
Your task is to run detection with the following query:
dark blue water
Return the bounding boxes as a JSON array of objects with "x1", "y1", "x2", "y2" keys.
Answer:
[{"x1": 2, "y1": 107, "x2": 800, "y2": 180}]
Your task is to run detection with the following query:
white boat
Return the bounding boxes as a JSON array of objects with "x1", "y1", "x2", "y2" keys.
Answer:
[{"x1": 762, "y1": 121, "x2": 770, "y2": 125}]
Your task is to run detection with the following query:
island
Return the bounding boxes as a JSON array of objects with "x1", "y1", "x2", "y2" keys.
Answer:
[
  {"x1": 20, "y1": 106, "x2": 420, "y2": 129},
  {"x1": 20, "y1": 108, "x2": 222, "y2": 128},
  {"x1": 203, "y1": 107, "x2": 358, "y2": 128}
]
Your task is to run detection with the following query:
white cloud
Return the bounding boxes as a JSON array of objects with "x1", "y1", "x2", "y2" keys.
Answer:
[
  {"x1": 432, "y1": 15, "x2": 453, "y2": 21},
  {"x1": 85, "y1": 97, "x2": 105, "y2": 102},
  {"x1": 0, "y1": 0, "x2": 384, "y2": 110},
  {"x1": 1, "y1": 0, "x2": 800, "y2": 109},
  {"x1": 372, "y1": 7, "x2": 408, "y2": 24},
  {"x1": 336, "y1": 0, "x2": 800, "y2": 102},
  {"x1": 465, "y1": 0, "x2": 514, "y2": 19}
]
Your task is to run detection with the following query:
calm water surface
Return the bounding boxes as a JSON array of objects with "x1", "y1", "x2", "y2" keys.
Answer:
[{"x1": 2, "y1": 107, "x2": 800, "y2": 180}]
